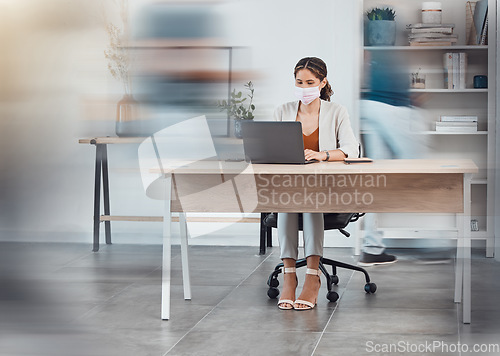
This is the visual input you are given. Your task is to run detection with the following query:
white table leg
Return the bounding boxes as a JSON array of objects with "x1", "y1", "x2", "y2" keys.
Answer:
[
  {"x1": 179, "y1": 212, "x2": 192, "y2": 300},
  {"x1": 161, "y1": 175, "x2": 172, "y2": 320},
  {"x1": 454, "y1": 212, "x2": 464, "y2": 303},
  {"x1": 462, "y1": 173, "x2": 472, "y2": 324}
]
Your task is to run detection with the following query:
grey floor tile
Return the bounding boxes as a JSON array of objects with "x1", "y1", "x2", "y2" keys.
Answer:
[
  {"x1": 471, "y1": 289, "x2": 500, "y2": 311},
  {"x1": 326, "y1": 307, "x2": 459, "y2": 334},
  {"x1": 78, "y1": 301, "x2": 214, "y2": 332},
  {"x1": 458, "y1": 332, "x2": 500, "y2": 355},
  {"x1": 459, "y1": 310, "x2": 500, "y2": 335},
  {"x1": 168, "y1": 330, "x2": 322, "y2": 356},
  {"x1": 108, "y1": 282, "x2": 234, "y2": 308},
  {"x1": 51, "y1": 266, "x2": 160, "y2": 284},
  {"x1": 193, "y1": 305, "x2": 335, "y2": 333},
  {"x1": 339, "y1": 287, "x2": 456, "y2": 310},
  {"x1": 2, "y1": 242, "x2": 499, "y2": 356},
  {"x1": 349, "y1": 265, "x2": 456, "y2": 290},
  {"x1": 314, "y1": 332, "x2": 460, "y2": 356}
]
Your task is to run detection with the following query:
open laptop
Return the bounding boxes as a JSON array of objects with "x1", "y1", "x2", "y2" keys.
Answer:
[{"x1": 241, "y1": 121, "x2": 317, "y2": 164}]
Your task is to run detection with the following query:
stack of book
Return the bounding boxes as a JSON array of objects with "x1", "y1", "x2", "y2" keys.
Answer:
[
  {"x1": 435, "y1": 115, "x2": 478, "y2": 132},
  {"x1": 443, "y1": 52, "x2": 467, "y2": 89},
  {"x1": 406, "y1": 23, "x2": 457, "y2": 46}
]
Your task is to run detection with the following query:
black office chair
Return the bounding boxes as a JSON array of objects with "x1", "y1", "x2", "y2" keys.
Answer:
[{"x1": 263, "y1": 212, "x2": 377, "y2": 303}]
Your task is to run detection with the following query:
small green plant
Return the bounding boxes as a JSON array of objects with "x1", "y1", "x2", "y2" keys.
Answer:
[
  {"x1": 366, "y1": 7, "x2": 396, "y2": 21},
  {"x1": 217, "y1": 81, "x2": 255, "y2": 120}
]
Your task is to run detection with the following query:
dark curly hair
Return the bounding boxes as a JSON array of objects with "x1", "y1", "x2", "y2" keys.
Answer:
[{"x1": 294, "y1": 57, "x2": 333, "y2": 101}]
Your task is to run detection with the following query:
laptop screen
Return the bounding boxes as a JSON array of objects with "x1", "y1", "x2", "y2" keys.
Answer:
[{"x1": 241, "y1": 121, "x2": 308, "y2": 164}]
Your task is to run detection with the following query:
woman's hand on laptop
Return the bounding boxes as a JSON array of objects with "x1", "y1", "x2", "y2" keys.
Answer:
[{"x1": 304, "y1": 149, "x2": 326, "y2": 162}]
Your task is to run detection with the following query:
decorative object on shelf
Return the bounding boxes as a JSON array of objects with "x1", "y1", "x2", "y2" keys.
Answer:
[
  {"x1": 473, "y1": 75, "x2": 487, "y2": 88},
  {"x1": 422, "y1": 2, "x2": 442, "y2": 24},
  {"x1": 470, "y1": 219, "x2": 479, "y2": 231},
  {"x1": 466, "y1": 1, "x2": 477, "y2": 44},
  {"x1": 104, "y1": 0, "x2": 137, "y2": 136},
  {"x1": 406, "y1": 23, "x2": 456, "y2": 46},
  {"x1": 217, "y1": 81, "x2": 255, "y2": 138},
  {"x1": 115, "y1": 94, "x2": 139, "y2": 137},
  {"x1": 365, "y1": 7, "x2": 396, "y2": 46},
  {"x1": 411, "y1": 68, "x2": 426, "y2": 89}
]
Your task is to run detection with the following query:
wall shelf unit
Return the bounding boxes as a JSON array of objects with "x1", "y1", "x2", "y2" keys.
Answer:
[{"x1": 361, "y1": 0, "x2": 496, "y2": 257}]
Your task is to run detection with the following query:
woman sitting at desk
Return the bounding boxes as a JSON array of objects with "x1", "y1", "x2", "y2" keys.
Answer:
[{"x1": 273, "y1": 57, "x2": 358, "y2": 310}]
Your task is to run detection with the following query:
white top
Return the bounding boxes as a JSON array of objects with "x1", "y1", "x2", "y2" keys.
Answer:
[{"x1": 273, "y1": 100, "x2": 359, "y2": 159}]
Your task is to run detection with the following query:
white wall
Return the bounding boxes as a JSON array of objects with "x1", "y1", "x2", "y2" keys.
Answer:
[
  {"x1": 0, "y1": 0, "x2": 361, "y2": 247},
  {"x1": 496, "y1": 0, "x2": 500, "y2": 261}
]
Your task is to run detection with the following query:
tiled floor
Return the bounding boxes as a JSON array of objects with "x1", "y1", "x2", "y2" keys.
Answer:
[{"x1": 1, "y1": 242, "x2": 499, "y2": 356}]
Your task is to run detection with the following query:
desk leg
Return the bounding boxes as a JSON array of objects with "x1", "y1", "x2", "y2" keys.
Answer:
[
  {"x1": 101, "y1": 144, "x2": 112, "y2": 245},
  {"x1": 161, "y1": 175, "x2": 172, "y2": 320},
  {"x1": 179, "y1": 212, "x2": 192, "y2": 300},
  {"x1": 462, "y1": 173, "x2": 472, "y2": 324},
  {"x1": 92, "y1": 144, "x2": 103, "y2": 252}
]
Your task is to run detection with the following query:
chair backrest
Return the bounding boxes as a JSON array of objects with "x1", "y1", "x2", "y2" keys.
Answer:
[
  {"x1": 138, "y1": 115, "x2": 217, "y2": 200},
  {"x1": 137, "y1": 115, "x2": 260, "y2": 238}
]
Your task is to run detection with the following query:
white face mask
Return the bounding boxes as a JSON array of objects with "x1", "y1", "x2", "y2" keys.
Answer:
[{"x1": 294, "y1": 85, "x2": 320, "y2": 105}]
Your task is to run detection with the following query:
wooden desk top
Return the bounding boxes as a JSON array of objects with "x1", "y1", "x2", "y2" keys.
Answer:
[
  {"x1": 151, "y1": 159, "x2": 478, "y2": 175},
  {"x1": 79, "y1": 137, "x2": 146, "y2": 145}
]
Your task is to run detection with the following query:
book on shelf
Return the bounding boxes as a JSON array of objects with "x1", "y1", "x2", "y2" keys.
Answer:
[
  {"x1": 406, "y1": 23, "x2": 457, "y2": 46},
  {"x1": 435, "y1": 127, "x2": 478, "y2": 132},
  {"x1": 410, "y1": 36, "x2": 458, "y2": 43},
  {"x1": 440, "y1": 115, "x2": 478, "y2": 122},
  {"x1": 459, "y1": 53, "x2": 467, "y2": 89},
  {"x1": 406, "y1": 23, "x2": 455, "y2": 29},
  {"x1": 452, "y1": 53, "x2": 459, "y2": 90},
  {"x1": 480, "y1": 16, "x2": 488, "y2": 45},
  {"x1": 443, "y1": 53, "x2": 453, "y2": 89},
  {"x1": 410, "y1": 41, "x2": 454, "y2": 47},
  {"x1": 410, "y1": 27, "x2": 454, "y2": 34},
  {"x1": 436, "y1": 121, "x2": 477, "y2": 127},
  {"x1": 435, "y1": 121, "x2": 477, "y2": 132},
  {"x1": 409, "y1": 37, "x2": 457, "y2": 46},
  {"x1": 443, "y1": 52, "x2": 467, "y2": 89},
  {"x1": 473, "y1": 0, "x2": 488, "y2": 45},
  {"x1": 408, "y1": 33, "x2": 458, "y2": 40}
]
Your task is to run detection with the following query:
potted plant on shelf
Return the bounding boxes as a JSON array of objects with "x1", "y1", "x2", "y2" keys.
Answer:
[
  {"x1": 365, "y1": 7, "x2": 397, "y2": 46},
  {"x1": 217, "y1": 81, "x2": 255, "y2": 138},
  {"x1": 411, "y1": 68, "x2": 426, "y2": 89}
]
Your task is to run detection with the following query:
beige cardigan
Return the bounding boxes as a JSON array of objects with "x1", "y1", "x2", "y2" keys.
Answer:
[{"x1": 273, "y1": 100, "x2": 359, "y2": 158}]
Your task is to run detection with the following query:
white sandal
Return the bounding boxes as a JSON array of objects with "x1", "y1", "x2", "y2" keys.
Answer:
[
  {"x1": 294, "y1": 268, "x2": 321, "y2": 310},
  {"x1": 277, "y1": 267, "x2": 297, "y2": 310}
]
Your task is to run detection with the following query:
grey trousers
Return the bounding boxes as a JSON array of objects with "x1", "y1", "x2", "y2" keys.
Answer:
[{"x1": 278, "y1": 212, "x2": 324, "y2": 260}]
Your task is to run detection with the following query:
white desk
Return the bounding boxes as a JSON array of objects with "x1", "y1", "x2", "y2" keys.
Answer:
[{"x1": 153, "y1": 159, "x2": 477, "y2": 323}]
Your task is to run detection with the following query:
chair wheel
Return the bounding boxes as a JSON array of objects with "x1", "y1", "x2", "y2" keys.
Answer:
[
  {"x1": 326, "y1": 291, "x2": 339, "y2": 302},
  {"x1": 267, "y1": 287, "x2": 280, "y2": 299},
  {"x1": 269, "y1": 279, "x2": 279, "y2": 288},
  {"x1": 364, "y1": 283, "x2": 377, "y2": 294},
  {"x1": 331, "y1": 275, "x2": 339, "y2": 285}
]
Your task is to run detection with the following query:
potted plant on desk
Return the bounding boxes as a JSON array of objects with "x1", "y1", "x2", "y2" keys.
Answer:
[
  {"x1": 365, "y1": 7, "x2": 397, "y2": 46},
  {"x1": 217, "y1": 81, "x2": 255, "y2": 138}
]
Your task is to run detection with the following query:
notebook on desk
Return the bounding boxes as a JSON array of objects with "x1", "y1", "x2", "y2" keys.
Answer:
[{"x1": 241, "y1": 121, "x2": 316, "y2": 164}]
